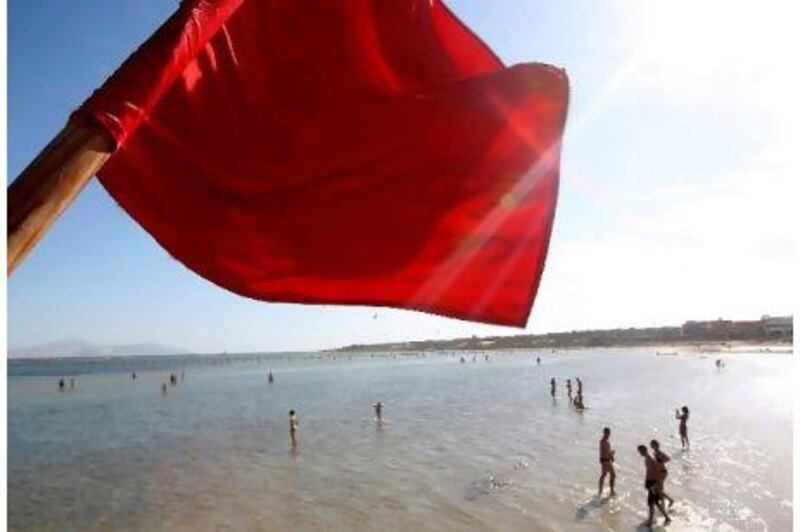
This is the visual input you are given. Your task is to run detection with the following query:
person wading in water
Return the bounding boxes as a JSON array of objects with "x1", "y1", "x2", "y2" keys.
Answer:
[
  {"x1": 638, "y1": 444, "x2": 671, "y2": 528},
  {"x1": 598, "y1": 428, "x2": 616, "y2": 497},
  {"x1": 675, "y1": 406, "x2": 690, "y2": 450}
]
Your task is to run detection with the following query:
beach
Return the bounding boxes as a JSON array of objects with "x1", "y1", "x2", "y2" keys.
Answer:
[{"x1": 7, "y1": 349, "x2": 793, "y2": 531}]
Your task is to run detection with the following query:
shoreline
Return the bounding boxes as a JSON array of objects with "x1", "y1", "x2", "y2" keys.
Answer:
[{"x1": 331, "y1": 338, "x2": 793, "y2": 356}]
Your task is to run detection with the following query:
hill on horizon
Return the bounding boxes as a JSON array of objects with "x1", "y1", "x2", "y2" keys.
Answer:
[{"x1": 8, "y1": 338, "x2": 190, "y2": 359}]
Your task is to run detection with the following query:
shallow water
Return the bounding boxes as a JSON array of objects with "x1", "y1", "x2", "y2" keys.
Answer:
[{"x1": 7, "y1": 349, "x2": 793, "y2": 531}]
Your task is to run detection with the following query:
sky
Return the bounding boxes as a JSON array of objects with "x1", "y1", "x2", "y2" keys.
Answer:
[{"x1": 6, "y1": 0, "x2": 797, "y2": 353}]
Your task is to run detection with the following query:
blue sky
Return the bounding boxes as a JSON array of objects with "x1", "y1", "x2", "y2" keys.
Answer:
[{"x1": 7, "y1": 0, "x2": 796, "y2": 352}]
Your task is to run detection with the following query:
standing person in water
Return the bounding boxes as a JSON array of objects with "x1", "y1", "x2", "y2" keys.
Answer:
[
  {"x1": 650, "y1": 440, "x2": 675, "y2": 507},
  {"x1": 573, "y1": 390, "x2": 586, "y2": 410},
  {"x1": 536, "y1": 356, "x2": 541, "y2": 365},
  {"x1": 289, "y1": 410, "x2": 299, "y2": 447},
  {"x1": 566, "y1": 379, "x2": 573, "y2": 399},
  {"x1": 374, "y1": 401, "x2": 384, "y2": 422},
  {"x1": 69, "y1": 378, "x2": 75, "y2": 390},
  {"x1": 598, "y1": 427, "x2": 616, "y2": 497},
  {"x1": 58, "y1": 378, "x2": 65, "y2": 392},
  {"x1": 638, "y1": 445, "x2": 671, "y2": 527},
  {"x1": 268, "y1": 370, "x2": 274, "y2": 383},
  {"x1": 550, "y1": 377, "x2": 556, "y2": 398},
  {"x1": 576, "y1": 377, "x2": 583, "y2": 395},
  {"x1": 675, "y1": 406, "x2": 690, "y2": 450}
]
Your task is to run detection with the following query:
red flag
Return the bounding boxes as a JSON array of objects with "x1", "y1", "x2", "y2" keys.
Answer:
[{"x1": 70, "y1": 0, "x2": 569, "y2": 326}]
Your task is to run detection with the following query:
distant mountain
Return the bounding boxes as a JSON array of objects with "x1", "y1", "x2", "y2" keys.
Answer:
[{"x1": 8, "y1": 338, "x2": 190, "y2": 359}]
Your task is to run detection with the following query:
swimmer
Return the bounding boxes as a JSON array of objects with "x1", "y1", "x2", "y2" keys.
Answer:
[
  {"x1": 374, "y1": 401, "x2": 384, "y2": 422},
  {"x1": 131, "y1": 372, "x2": 137, "y2": 381},
  {"x1": 638, "y1": 444, "x2": 671, "y2": 527},
  {"x1": 268, "y1": 370, "x2": 274, "y2": 383},
  {"x1": 650, "y1": 440, "x2": 674, "y2": 507},
  {"x1": 675, "y1": 406, "x2": 690, "y2": 450},
  {"x1": 289, "y1": 410, "x2": 299, "y2": 446},
  {"x1": 536, "y1": 357, "x2": 541, "y2": 365},
  {"x1": 550, "y1": 377, "x2": 556, "y2": 398},
  {"x1": 58, "y1": 378, "x2": 65, "y2": 392},
  {"x1": 598, "y1": 427, "x2": 616, "y2": 497}
]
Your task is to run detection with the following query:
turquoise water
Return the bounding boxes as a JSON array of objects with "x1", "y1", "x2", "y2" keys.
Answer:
[{"x1": 7, "y1": 349, "x2": 793, "y2": 531}]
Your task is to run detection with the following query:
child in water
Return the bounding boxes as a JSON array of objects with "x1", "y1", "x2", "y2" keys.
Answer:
[
  {"x1": 675, "y1": 406, "x2": 690, "y2": 450},
  {"x1": 289, "y1": 410, "x2": 299, "y2": 446},
  {"x1": 573, "y1": 391, "x2": 586, "y2": 411}
]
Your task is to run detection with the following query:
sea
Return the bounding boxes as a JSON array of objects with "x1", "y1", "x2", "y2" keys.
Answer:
[{"x1": 7, "y1": 349, "x2": 793, "y2": 531}]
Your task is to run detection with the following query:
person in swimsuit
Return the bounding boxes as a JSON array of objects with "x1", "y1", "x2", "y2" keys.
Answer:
[
  {"x1": 374, "y1": 401, "x2": 384, "y2": 422},
  {"x1": 566, "y1": 379, "x2": 573, "y2": 399},
  {"x1": 289, "y1": 410, "x2": 299, "y2": 447},
  {"x1": 676, "y1": 406, "x2": 690, "y2": 450},
  {"x1": 638, "y1": 445, "x2": 671, "y2": 527},
  {"x1": 550, "y1": 378, "x2": 556, "y2": 398},
  {"x1": 598, "y1": 427, "x2": 616, "y2": 497},
  {"x1": 650, "y1": 439, "x2": 674, "y2": 507}
]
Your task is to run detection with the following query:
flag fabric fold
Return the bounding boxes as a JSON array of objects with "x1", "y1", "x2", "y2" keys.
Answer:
[{"x1": 70, "y1": 0, "x2": 569, "y2": 326}]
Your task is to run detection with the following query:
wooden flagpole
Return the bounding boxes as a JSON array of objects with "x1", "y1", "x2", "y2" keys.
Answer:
[{"x1": 7, "y1": 124, "x2": 115, "y2": 275}]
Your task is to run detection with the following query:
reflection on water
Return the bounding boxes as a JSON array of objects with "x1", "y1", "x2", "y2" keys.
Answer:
[{"x1": 7, "y1": 349, "x2": 793, "y2": 530}]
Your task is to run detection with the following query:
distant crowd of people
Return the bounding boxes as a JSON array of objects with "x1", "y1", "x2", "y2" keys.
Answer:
[
  {"x1": 54, "y1": 353, "x2": 700, "y2": 528},
  {"x1": 550, "y1": 376, "x2": 585, "y2": 410}
]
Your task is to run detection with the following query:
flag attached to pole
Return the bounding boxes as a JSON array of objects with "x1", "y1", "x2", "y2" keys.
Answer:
[{"x1": 70, "y1": 0, "x2": 569, "y2": 326}]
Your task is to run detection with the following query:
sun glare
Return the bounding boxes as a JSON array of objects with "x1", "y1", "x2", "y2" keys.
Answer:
[{"x1": 629, "y1": 0, "x2": 796, "y2": 106}]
